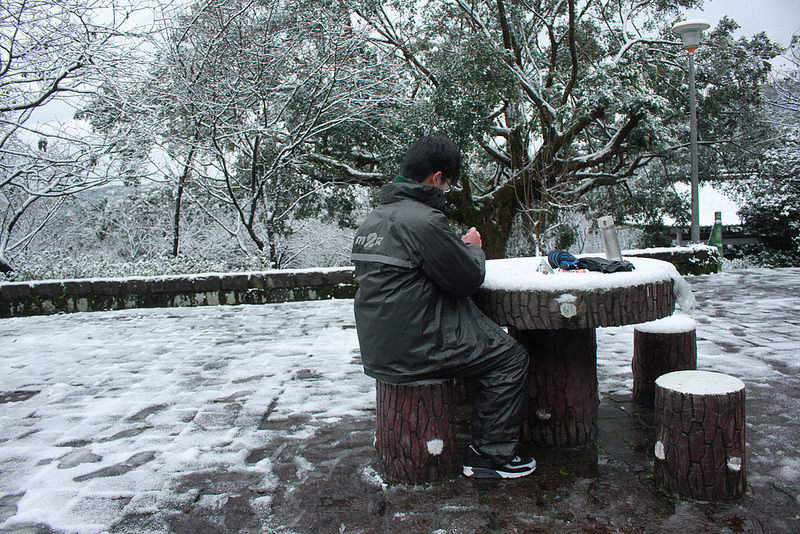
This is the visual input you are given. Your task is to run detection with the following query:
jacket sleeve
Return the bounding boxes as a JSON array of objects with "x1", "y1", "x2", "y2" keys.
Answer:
[{"x1": 415, "y1": 212, "x2": 486, "y2": 298}]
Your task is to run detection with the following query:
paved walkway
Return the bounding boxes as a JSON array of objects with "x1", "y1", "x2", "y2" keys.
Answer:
[{"x1": 1, "y1": 269, "x2": 799, "y2": 533}]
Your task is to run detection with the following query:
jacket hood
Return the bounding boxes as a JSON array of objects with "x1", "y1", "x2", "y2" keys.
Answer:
[{"x1": 378, "y1": 182, "x2": 446, "y2": 213}]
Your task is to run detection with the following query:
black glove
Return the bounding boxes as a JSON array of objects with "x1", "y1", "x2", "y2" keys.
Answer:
[{"x1": 577, "y1": 257, "x2": 635, "y2": 273}]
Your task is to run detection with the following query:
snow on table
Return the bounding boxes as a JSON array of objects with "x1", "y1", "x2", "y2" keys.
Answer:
[
  {"x1": 481, "y1": 256, "x2": 698, "y2": 315},
  {"x1": 481, "y1": 257, "x2": 679, "y2": 291}
]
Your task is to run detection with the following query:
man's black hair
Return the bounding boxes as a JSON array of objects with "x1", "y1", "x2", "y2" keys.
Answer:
[{"x1": 401, "y1": 136, "x2": 460, "y2": 187}]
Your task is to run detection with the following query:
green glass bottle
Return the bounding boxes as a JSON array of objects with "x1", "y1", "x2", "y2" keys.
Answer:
[{"x1": 708, "y1": 211, "x2": 723, "y2": 256}]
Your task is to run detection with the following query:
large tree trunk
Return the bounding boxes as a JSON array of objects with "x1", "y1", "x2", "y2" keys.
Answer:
[
  {"x1": 476, "y1": 186, "x2": 518, "y2": 259},
  {"x1": 471, "y1": 149, "x2": 550, "y2": 259}
]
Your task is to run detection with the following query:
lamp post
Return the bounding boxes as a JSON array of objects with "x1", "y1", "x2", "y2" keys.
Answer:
[{"x1": 672, "y1": 19, "x2": 710, "y2": 243}]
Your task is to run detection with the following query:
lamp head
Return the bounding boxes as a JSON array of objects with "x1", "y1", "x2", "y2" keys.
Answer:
[{"x1": 672, "y1": 19, "x2": 711, "y2": 53}]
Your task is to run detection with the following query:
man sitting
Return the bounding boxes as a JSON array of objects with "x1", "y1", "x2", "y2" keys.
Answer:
[{"x1": 351, "y1": 135, "x2": 535, "y2": 479}]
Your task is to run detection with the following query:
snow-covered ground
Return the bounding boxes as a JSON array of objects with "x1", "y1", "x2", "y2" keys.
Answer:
[
  {"x1": 1, "y1": 301, "x2": 372, "y2": 532},
  {"x1": 1, "y1": 268, "x2": 799, "y2": 532}
]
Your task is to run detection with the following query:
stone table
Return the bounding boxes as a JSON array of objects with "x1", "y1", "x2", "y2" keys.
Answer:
[{"x1": 472, "y1": 257, "x2": 679, "y2": 447}]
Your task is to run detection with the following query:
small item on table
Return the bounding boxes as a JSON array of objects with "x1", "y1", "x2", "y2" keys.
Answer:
[
  {"x1": 598, "y1": 215, "x2": 623, "y2": 260},
  {"x1": 536, "y1": 258, "x2": 554, "y2": 274}
]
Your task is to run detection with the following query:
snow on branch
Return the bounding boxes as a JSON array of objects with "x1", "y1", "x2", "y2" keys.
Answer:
[
  {"x1": 562, "y1": 111, "x2": 643, "y2": 171},
  {"x1": 306, "y1": 153, "x2": 384, "y2": 185},
  {"x1": 613, "y1": 38, "x2": 681, "y2": 63}
]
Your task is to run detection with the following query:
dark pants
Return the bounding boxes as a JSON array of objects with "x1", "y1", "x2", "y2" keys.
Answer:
[{"x1": 447, "y1": 342, "x2": 529, "y2": 465}]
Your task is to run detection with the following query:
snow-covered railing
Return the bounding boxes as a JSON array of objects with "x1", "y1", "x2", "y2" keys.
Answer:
[{"x1": 0, "y1": 267, "x2": 357, "y2": 318}]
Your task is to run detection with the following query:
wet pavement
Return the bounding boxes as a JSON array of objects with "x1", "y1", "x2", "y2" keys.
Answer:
[
  {"x1": 216, "y1": 396, "x2": 798, "y2": 534},
  {"x1": 1, "y1": 269, "x2": 799, "y2": 533}
]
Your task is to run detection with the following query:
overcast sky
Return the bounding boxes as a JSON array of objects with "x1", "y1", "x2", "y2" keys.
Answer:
[{"x1": 683, "y1": 0, "x2": 799, "y2": 48}]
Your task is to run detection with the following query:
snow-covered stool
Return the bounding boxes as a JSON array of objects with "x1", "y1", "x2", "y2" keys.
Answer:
[
  {"x1": 375, "y1": 379, "x2": 459, "y2": 483},
  {"x1": 653, "y1": 370, "x2": 746, "y2": 501},
  {"x1": 632, "y1": 314, "x2": 697, "y2": 408}
]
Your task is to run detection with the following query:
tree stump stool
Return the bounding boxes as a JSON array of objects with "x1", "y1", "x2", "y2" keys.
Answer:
[
  {"x1": 633, "y1": 314, "x2": 697, "y2": 408},
  {"x1": 654, "y1": 370, "x2": 746, "y2": 501},
  {"x1": 375, "y1": 379, "x2": 459, "y2": 484}
]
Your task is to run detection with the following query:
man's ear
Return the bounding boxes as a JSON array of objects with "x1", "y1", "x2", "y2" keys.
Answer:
[{"x1": 431, "y1": 171, "x2": 443, "y2": 185}]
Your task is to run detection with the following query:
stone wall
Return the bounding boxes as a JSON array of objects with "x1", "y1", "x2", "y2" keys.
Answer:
[
  {"x1": 0, "y1": 268, "x2": 357, "y2": 318},
  {"x1": 623, "y1": 244, "x2": 722, "y2": 276},
  {"x1": 0, "y1": 246, "x2": 720, "y2": 318}
]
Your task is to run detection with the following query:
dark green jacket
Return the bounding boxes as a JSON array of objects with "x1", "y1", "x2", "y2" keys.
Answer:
[{"x1": 351, "y1": 181, "x2": 517, "y2": 383}]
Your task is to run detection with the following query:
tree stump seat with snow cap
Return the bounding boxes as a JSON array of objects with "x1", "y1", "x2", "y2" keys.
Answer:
[
  {"x1": 654, "y1": 370, "x2": 746, "y2": 501},
  {"x1": 632, "y1": 313, "x2": 697, "y2": 408},
  {"x1": 375, "y1": 379, "x2": 459, "y2": 484}
]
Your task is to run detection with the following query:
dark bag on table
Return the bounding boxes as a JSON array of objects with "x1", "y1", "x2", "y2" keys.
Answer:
[{"x1": 577, "y1": 256, "x2": 634, "y2": 273}]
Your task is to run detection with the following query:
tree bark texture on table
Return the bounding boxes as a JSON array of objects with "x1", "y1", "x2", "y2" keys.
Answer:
[
  {"x1": 632, "y1": 328, "x2": 697, "y2": 408},
  {"x1": 510, "y1": 327, "x2": 598, "y2": 447},
  {"x1": 473, "y1": 279, "x2": 675, "y2": 447},
  {"x1": 473, "y1": 279, "x2": 675, "y2": 331},
  {"x1": 375, "y1": 380, "x2": 459, "y2": 484},
  {"x1": 654, "y1": 382, "x2": 746, "y2": 501}
]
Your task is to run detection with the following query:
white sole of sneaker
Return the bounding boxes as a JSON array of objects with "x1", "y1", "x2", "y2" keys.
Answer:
[
  {"x1": 462, "y1": 464, "x2": 536, "y2": 479},
  {"x1": 511, "y1": 458, "x2": 537, "y2": 470}
]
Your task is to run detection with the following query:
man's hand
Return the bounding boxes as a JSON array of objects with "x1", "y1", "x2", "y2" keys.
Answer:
[{"x1": 462, "y1": 227, "x2": 482, "y2": 248}]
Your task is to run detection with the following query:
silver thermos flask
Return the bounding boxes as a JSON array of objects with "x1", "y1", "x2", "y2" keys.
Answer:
[{"x1": 598, "y1": 216, "x2": 623, "y2": 261}]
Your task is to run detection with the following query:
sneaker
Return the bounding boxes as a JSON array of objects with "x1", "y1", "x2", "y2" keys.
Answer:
[{"x1": 462, "y1": 445, "x2": 536, "y2": 479}]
